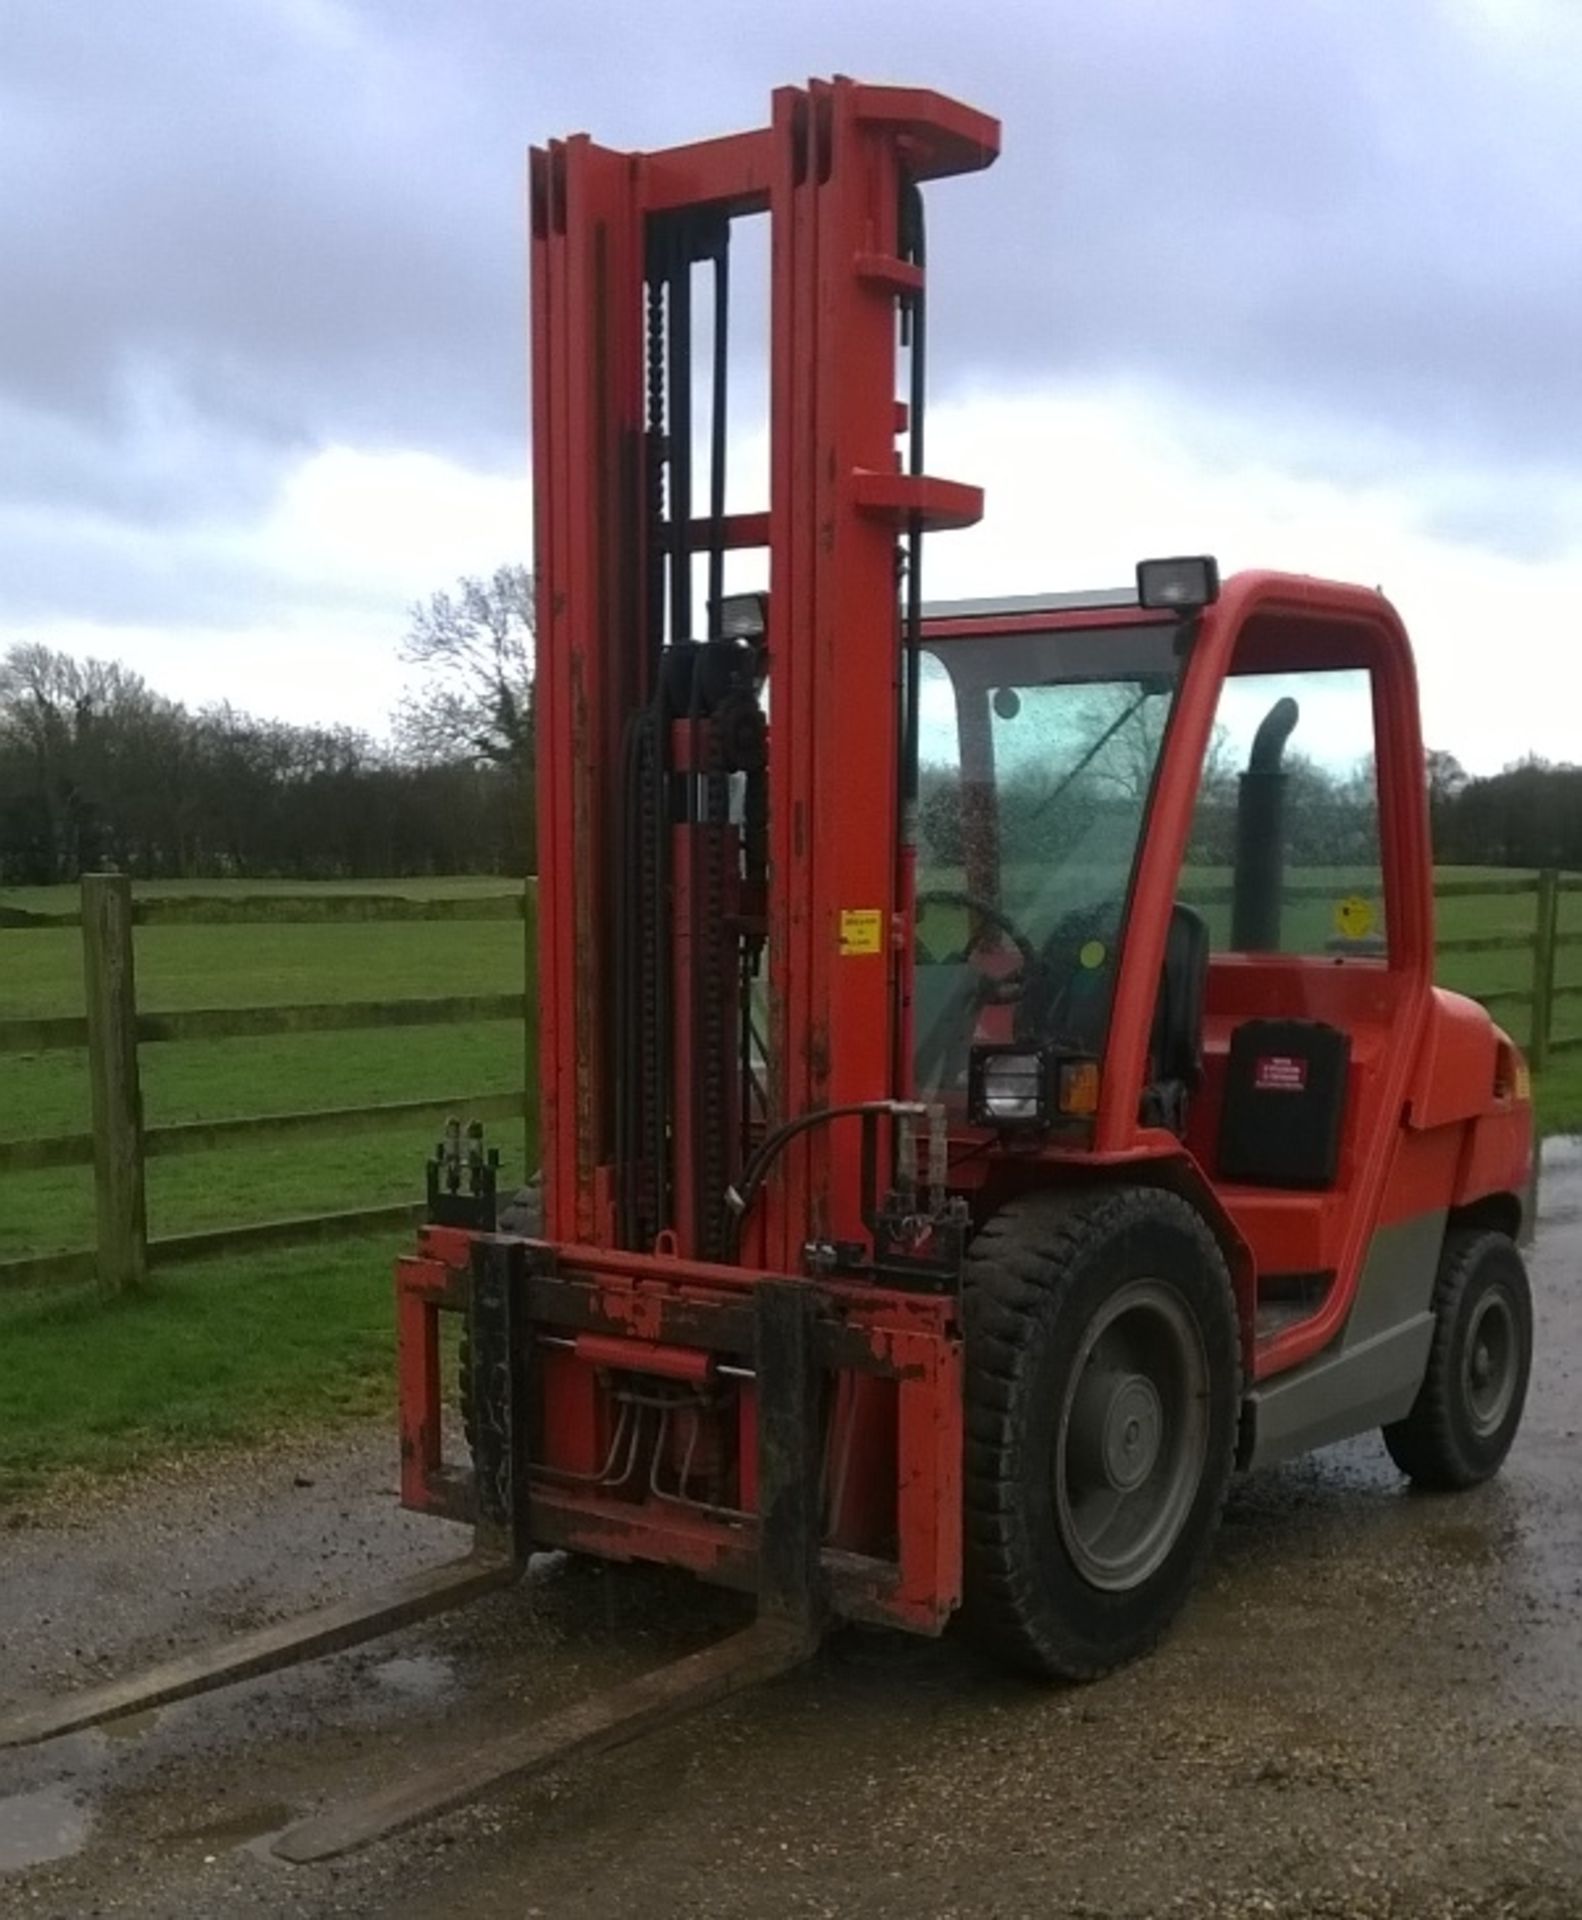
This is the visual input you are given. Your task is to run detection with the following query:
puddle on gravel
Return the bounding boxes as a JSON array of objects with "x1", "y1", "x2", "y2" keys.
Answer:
[
  {"x1": 0, "y1": 1782, "x2": 91, "y2": 1872},
  {"x1": 173, "y1": 1799, "x2": 296, "y2": 1848},
  {"x1": 97, "y1": 1707, "x2": 160, "y2": 1744},
  {"x1": 1423, "y1": 1517, "x2": 1510, "y2": 1568},
  {"x1": 371, "y1": 1653, "x2": 454, "y2": 1701}
]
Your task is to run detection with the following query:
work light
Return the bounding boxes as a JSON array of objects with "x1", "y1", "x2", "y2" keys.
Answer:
[
  {"x1": 1136, "y1": 555, "x2": 1220, "y2": 612},
  {"x1": 715, "y1": 592, "x2": 769, "y2": 641}
]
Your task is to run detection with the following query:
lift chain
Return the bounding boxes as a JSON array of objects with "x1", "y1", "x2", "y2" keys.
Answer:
[{"x1": 694, "y1": 706, "x2": 733, "y2": 1260}]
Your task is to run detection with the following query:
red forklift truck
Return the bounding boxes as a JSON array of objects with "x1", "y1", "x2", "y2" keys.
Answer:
[{"x1": 0, "y1": 78, "x2": 1534, "y2": 1860}]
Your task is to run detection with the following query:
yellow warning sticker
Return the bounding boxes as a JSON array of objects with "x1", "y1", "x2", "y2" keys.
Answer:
[
  {"x1": 1335, "y1": 895, "x2": 1375, "y2": 940},
  {"x1": 839, "y1": 908, "x2": 884, "y2": 956}
]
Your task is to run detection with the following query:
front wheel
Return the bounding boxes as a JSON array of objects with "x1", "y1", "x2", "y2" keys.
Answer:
[
  {"x1": 1382, "y1": 1227, "x2": 1532, "y2": 1491},
  {"x1": 963, "y1": 1186, "x2": 1241, "y2": 1680}
]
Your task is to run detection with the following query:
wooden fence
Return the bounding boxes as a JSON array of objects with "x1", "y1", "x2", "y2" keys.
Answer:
[
  {"x1": 1435, "y1": 869, "x2": 1573, "y2": 1072},
  {"x1": 0, "y1": 875, "x2": 531, "y2": 1292},
  {"x1": 1, "y1": 868, "x2": 1576, "y2": 1294}
]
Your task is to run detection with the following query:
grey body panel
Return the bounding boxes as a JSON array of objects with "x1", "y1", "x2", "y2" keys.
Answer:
[
  {"x1": 1520, "y1": 1153, "x2": 1540, "y2": 1248},
  {"x1": 922, "y1": 588, "x2": 1136, "y2": 620},
  {"x1": 1242, "y1": 1209, "x2": 1447, "y2": 1471}
]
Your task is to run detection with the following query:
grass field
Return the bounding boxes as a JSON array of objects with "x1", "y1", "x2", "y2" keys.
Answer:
[
  {"x1": 0, "y1": 866, "x2": 1577, "y2": 1501},
  {"x1": 0, "y1": 876, "x2": 535, "y2": 1499}
]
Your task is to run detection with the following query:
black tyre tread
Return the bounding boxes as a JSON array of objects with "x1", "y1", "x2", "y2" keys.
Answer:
[
  {"x1": 1381, "y1": 1226, "x2": 1531, "y2": 1491},
  {"x1": 963, "y1": 1185, "x2": 1240, "y2": 1681},
  {"x1": 461, "y1": 1178, "x2": 542, "y2": 1456}
]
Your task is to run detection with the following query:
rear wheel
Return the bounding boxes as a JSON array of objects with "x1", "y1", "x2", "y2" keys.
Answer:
[
  {"x1": 1382, "y1": 1227, "x2": 1532, "y2": 1490},
  {"x1": 963, "y1": 1186, "x2": 1241, "y2": 1680}
]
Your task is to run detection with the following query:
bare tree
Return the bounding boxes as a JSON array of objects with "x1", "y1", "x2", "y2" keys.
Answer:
[
  {"x1": 0, "y1": 644, "x2": 182, "y2": 877},
  {"x1": 395, "y1": 565, "x2": 534, "y2": 769},
  {"x1": 1082, "y1": 683, "x2": 1233, "y2": 805}
]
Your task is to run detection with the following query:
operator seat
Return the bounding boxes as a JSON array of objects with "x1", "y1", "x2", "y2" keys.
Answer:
[{"x1": 1141, "y1": 902, "x2": 1209, "y2": 1134}]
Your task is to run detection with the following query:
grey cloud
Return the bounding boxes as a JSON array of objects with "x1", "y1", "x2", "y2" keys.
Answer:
[
  {"x1": 3, "y1": 3, "x2": 519, "y2": 454},
  {"x1": 1419, "y1": 480, "x2": 1579, "y2": 564},
  {"x1": 0, "y1": 381, "x2": 294, "y2": 528},
  {"x1": 3, "y1": 0, "x2": 1581, "y2": 639},
  {"x1": 0, "y1": 493, "x2": 394, "y2": 631}
]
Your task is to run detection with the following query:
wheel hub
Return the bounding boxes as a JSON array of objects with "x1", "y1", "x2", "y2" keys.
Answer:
[
  {"x1": 1463, "y1": 1290, "x2": 1518, "y2": 1436},
  {"x1": 1055, "y1": 1279, "x2": 1211, "y2": 1593},
  {"x1": 1076, "y1": 1371, "x2": 1163, "y2": 1492}
]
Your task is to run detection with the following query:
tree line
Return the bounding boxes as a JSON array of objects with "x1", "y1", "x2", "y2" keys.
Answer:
[
  {"x1": 3, "y1": 568, "x2": 1579, "y2": 887},
  {"x1": 0, "y1": 568, "x2": 535, "y2": 887},
  {"x1": 1427, "y1": 751, "x2": 1582, "y2": 871}
]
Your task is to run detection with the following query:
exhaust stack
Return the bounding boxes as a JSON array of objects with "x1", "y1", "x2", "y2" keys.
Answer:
[{"x1": 1231, "y1": 696, "x2": 1300, "y2": 952}]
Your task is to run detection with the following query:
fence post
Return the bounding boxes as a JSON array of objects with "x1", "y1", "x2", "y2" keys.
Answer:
[
  {"x1": 81, "y1": 872, "x2": 148, "y2": 1292},
  {"x1": 1528, "y1": 868, "x2": 1559, "y2": 1074}
]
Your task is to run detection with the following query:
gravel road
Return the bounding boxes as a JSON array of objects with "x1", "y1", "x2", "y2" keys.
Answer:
[{"x1": 3, "y1": 1143, "x2": 1580, "y2": 1919}]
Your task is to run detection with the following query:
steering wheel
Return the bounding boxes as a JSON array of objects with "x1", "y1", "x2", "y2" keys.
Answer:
[{"x1": 914, "y1": 888, "x2": 1038, "y2": 1005}]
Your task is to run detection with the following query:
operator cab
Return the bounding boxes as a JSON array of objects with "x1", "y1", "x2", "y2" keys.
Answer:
[{"x1": 916, "y1": 559, "x2": 1409, "y2": 1351}]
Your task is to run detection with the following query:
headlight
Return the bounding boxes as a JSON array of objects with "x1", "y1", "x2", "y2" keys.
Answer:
[
  {"x1": 969, "y1": 1046, "x2": 1050, "y2": 1128},
  {"x1": 968, "y1": 1045, "x2": 1101, "y2": 1129}
]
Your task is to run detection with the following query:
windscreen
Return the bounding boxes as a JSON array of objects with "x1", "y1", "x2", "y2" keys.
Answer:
[{"x1": 913, "y1": 621, "x2": 1185, "y2": 1104}]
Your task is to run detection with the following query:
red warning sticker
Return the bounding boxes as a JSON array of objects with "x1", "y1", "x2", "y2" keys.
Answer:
[{"x1": 1254, "y1": 1054, "x2": 1308, "y2": 1093}]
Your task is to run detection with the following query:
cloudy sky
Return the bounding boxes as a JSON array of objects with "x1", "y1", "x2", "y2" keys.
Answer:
[{"x1": 4, "y1": 0, "x2": 1580, "y2": 770}]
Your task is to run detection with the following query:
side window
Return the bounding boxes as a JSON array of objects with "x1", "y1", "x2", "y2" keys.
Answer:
[
  {"x1": 1181, "y1": 667, "x2": 1387, "y2": 957},
  {"x1": 916, "y1": 650, "x2": 964, "y2": 895}
]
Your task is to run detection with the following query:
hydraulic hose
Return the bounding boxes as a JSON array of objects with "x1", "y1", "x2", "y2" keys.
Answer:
[{"x1": 723, "y1": 1100, "x2": 928, "y2": 1261}]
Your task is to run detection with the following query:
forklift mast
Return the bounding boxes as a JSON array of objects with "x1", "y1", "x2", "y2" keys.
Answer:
[{"x1": 531, "y1": 80, "x2": 999, "y2": 1272}]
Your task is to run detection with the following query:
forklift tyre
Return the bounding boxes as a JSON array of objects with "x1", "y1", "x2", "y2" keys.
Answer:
[
  {"x1": 460, "y1": 1179, "x2": 542, "y2": 1458},
  {"x1": 1381, "y1": 1227, "x2": 1532, "y2": 1491},
  {"x1": 963, "y1": 1186, "x2": 1240, "y2": 1681}
]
